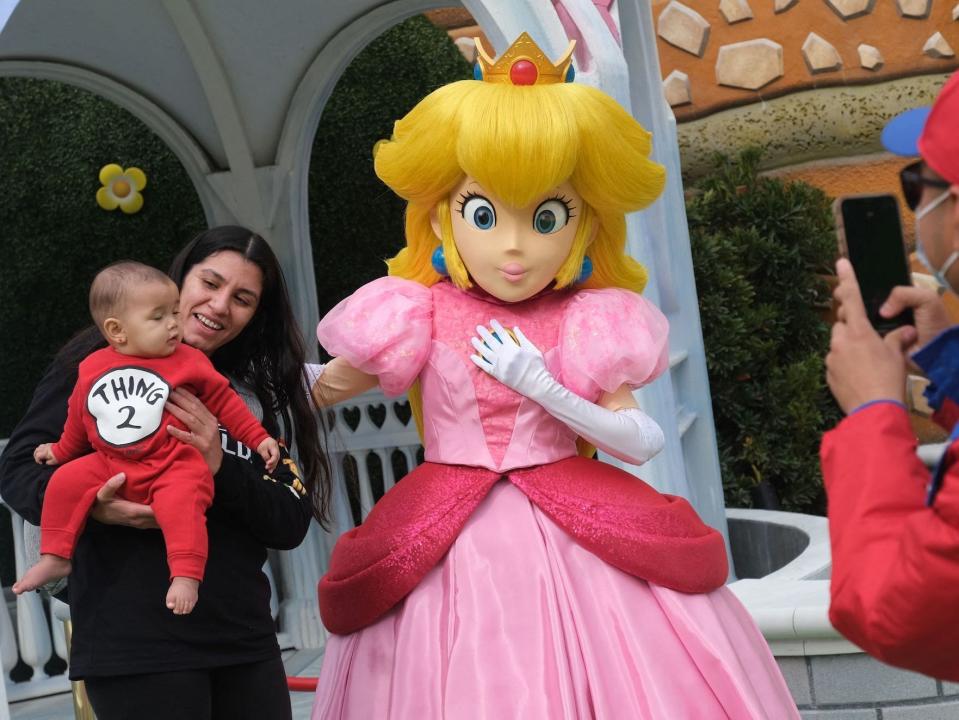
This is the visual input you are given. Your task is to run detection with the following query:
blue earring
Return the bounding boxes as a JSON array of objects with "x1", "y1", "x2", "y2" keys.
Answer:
[
  {"x1": 576, "y1": 255, "x2": 593, "y2": 284},
  {"x1": 431, "y1": 246, "x2": 449, "y2": 276}
]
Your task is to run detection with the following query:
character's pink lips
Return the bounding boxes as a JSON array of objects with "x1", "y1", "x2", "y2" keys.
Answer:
[{"x1": 499, "y1": 263, "x2": 526, "y2": 283}]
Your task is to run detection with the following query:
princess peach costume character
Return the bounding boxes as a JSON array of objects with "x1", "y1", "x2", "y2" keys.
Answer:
[{"x1": 310, "y1": 35, "x2": 798, "y2": 719}]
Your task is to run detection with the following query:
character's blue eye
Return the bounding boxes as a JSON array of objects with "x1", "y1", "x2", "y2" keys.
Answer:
[
  {"x1": 462, "y1": 196, "x2": 496, "y2": 230},
  {"x1": 533, "y1": 199, "x2": 569, "y2": 234}
]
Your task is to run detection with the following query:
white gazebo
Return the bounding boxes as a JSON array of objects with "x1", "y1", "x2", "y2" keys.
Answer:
[{"x1": 0, "y1": 0, "x2": 746, "y2": 713}]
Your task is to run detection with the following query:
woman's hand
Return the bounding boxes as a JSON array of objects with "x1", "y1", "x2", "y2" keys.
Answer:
[
  {"x1": 164, "y1": 387, "x2": 224, "y2": 474},
  {"x1": 89, "y1": 473, "x2": 158, "y2": 529},
  {"x1": 826, "y1": 259, "x2": 917, "y2": 414}
]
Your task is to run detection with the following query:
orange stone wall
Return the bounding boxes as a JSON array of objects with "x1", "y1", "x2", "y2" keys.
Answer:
[{"x1": 655, "y1": 0, "x2": 959, "y2": 120}]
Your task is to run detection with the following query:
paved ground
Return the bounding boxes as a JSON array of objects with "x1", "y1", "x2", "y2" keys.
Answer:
[{"x1": 8, "y1": 648, "x2": 325, "y2": 719}]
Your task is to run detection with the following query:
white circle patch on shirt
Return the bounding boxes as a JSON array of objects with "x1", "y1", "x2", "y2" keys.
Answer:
[{"x1": 86, "y1": 367, "x2": 171, "y2": 447}]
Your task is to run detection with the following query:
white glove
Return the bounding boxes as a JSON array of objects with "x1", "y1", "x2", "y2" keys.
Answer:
[{"x1": 470, "y1": 319, "x2": 665, "y2": 466}]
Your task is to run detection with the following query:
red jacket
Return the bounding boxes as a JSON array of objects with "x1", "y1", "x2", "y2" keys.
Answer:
[{"x1": 822, "y1": 399, "x2": 959, "y2": 680}]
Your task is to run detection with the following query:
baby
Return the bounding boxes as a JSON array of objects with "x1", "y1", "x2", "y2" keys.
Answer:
[{"x1": 13, "y1": 261, "x2": 279, "y2": 614}]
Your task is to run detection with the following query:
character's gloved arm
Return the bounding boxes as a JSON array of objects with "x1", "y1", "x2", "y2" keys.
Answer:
[{"x1": 471, "y1": 320, "x2": 664, "y2": 465}]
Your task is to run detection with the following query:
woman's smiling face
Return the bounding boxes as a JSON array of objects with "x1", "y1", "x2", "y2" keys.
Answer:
[
  {"x1": 177, "y1": 250, "x2": 263, "y2": 355},
  {"x1": 439, "y1": 175, "x2": 583, "y2": 303}
]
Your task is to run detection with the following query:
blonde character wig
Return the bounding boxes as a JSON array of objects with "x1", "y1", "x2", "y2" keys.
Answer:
[{"x1": 375, "y1": 78, "x2": 666, "y2": 293}]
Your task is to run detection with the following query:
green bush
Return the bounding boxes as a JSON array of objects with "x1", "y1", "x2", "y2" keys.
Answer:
[
  {"x1": 687, "y1": 149, "x2": 842, "y2": 514},
  {"x1": 309, "y1": 15, "x2": 472, "y2": 323},
  {"x1": 0, "y1": 78, "x2": 206, "y2": 437}
]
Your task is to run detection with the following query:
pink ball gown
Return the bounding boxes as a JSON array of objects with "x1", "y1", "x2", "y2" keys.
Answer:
[{"x1": 311, "y1": 277, "x2": 798, "y2": 719}]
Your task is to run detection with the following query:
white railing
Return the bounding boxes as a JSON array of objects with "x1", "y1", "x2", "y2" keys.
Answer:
[
  {"x1": 322, "y1": 389, "x2": 423, "y2": 526},
  {"x1": 0, "y1": 389, "x2": 421, "y2": 705},
  {"x1": 0, "y1": 436, "x2": 74, "y2": 705},
  {"x1": 4, "y1": 513, "x2": 70, "y2": 703}
]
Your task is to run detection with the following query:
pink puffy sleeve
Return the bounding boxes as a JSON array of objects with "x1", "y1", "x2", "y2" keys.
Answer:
[
  {"x1": 317, "y1": 276, "x2": 433, "y2": 397},
  {"x1": 559, "y1": 288, "x2": 669, "y2": 399}
]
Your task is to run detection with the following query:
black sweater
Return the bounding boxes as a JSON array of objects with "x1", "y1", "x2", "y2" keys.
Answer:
[{"x1": 0, "y1": 361, "x2": 314, "y2": 679}]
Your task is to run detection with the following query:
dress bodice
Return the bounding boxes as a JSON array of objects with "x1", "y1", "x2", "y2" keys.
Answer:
[
  {"x1": 317, "y1": 277, "x2": 669, "y2": 473},
  {"x1": 422, "y1": 282, "x2": 577, "y2": 470}
]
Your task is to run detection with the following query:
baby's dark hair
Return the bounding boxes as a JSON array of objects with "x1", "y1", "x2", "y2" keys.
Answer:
[{"x1": 89, "y1": 261, "x2": 172, "y2": 328}]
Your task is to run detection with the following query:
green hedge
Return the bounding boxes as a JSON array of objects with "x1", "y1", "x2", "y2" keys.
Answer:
[
  {"x1": 309, "y1": 15, "x2": 472, "y2": 323},
  {"x1": 688, "y1": 149, "x2": 842, "y2": 514},
  {"x1": 0, "y1": 78, "x2": 206, "y2": 437}
]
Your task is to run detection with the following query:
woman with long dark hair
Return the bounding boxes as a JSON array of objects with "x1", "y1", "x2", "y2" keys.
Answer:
[{"x1": 0, "y1": 225, "x2": 330, "y2": 719}]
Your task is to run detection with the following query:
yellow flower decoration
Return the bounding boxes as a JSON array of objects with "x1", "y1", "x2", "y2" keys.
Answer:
[{"x1": 96, "y1": 164, "x2": 146, "y2": 214}]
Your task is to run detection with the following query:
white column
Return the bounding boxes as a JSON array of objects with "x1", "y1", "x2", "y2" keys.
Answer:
[{"x1": 615, "y1": 0, "x2": 732, "y2": 567}]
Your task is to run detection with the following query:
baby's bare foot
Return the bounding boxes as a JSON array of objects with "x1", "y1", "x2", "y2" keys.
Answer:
[
  {"x1": 166, "y1": 577, "x2": 200, "y2": 615},
  {"x1": 13, "y1": 554, "x2": 72, "y2": 594}
]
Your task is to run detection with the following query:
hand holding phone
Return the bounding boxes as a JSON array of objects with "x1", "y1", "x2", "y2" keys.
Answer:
[
  {"x1": 827, "y1": 258, "x2": 914, "y2": 413},
  {"x1": 834, "y1": 193, "x2": 914, "y2": 335}
]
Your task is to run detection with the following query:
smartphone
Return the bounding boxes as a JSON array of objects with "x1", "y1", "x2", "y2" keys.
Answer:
[{"x1": 834, "y1": 193, "x2": 914, "y2": 334}]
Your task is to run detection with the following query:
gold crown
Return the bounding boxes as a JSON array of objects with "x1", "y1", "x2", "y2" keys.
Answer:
[{"x1": 474, "y1": 32, "x2": 576, "y2": 86}]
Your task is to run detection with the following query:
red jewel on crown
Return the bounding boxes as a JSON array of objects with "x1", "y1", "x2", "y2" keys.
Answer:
[
  {"x1": 474, "y1": 32, "x2": 575, "y2": 86},
  {"x1": 509, "y1": 59, "x2": 538, "y2": 85}
]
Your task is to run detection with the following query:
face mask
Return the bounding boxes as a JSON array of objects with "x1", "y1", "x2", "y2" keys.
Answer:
[{"x1": 915, "y1": 189, "x2": 958, "y2": 293}]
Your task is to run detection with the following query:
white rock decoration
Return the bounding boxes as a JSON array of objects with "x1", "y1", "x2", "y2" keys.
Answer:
[
  {"x1": 715, "y1": 39, "x2": 784, "y2": 90},
  {"x1": 802, "y1": 33, "x2": 842, "y2": 74},
  {"x1": 953, "y1": 2, "x2": 959, "y2": 21},
  {"x1": 454, "y1": 37, "x2": 477, "y2": 63},
  {"x1": 824, "y1": 0, "x2": 875, "y2": 19},
  {"x1": 924, "y1": 32, "x2": 956, "y2": 59},
  {"x1": 895, "y1": 0, "x2": 930, "y2": 17},
  {"x1": 663, "y1": 70, "x2": 692, "y2": 107},
  {"x1": 657, "y1": 1, "x2": 711, "y2": 57},
  {"x1": 775, "y1": 0, "x2": 798, "y2": 11},
  {"x1": 858, "y1": 44, "x2": 884, "y2": 70},
  {"x1": 720, "y1": 0, "x2": 754, "y2": 23}
]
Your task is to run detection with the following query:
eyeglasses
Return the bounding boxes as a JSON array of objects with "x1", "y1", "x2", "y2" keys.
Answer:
[{"x1": 899, "y1": 160, "x2": 952, "y2": 211}]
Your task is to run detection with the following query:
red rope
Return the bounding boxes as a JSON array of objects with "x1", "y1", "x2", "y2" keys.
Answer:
[{"x1": 287, "y1": 676, "x2": 319, "y2": 692}]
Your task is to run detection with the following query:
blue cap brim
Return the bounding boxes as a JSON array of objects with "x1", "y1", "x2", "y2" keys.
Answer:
[{"x1": 881, "y1": 106, "x2": 931, "y2": 157}]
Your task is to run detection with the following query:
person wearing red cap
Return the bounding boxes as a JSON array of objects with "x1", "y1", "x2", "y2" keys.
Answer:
[{"x1": 823, "y1": 71, "x2": 959, "y2": 680}]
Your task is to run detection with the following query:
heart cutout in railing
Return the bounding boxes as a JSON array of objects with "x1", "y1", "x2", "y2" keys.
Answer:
[
  {"x1": 393, "y1": 401, "x2": 412, "y2": 426},
  {"x1": 367, "y1": 403, "x2": 387, "y2": 429},
  {"x1": 342, "y1": 406, "x2": 361, "y2": 432}
]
